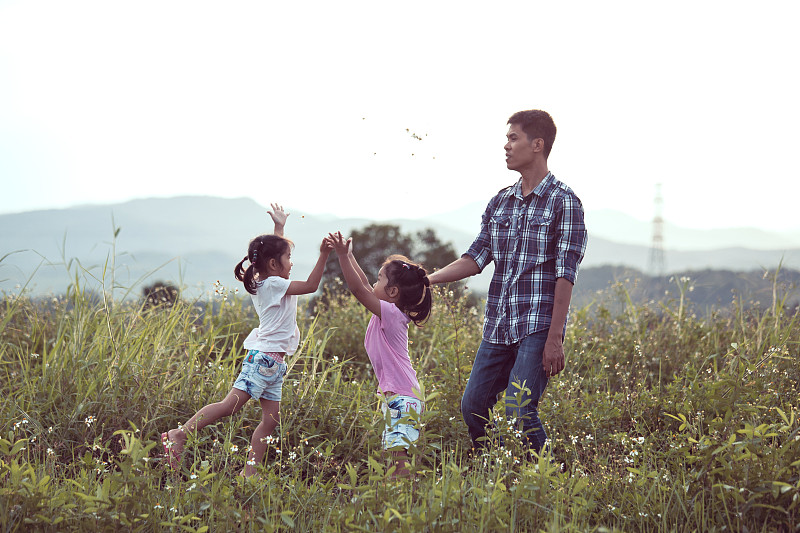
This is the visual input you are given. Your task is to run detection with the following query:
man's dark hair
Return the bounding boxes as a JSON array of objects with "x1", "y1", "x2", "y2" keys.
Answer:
[{"x1": 508, "y1": 110, "x2": 557, "y2": 159}]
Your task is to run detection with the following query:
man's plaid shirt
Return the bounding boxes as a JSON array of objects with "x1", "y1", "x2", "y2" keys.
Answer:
[{"x1": 465, "y1": 172, "x2": 587, "y2": 345}]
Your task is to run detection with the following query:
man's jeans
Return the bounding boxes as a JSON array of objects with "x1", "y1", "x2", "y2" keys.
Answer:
[{"x1": 461, "y1": 331, "x2": 550, "y2": 452}]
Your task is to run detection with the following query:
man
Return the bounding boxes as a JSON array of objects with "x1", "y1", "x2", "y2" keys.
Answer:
[{"x1": 428, "y1": 109, "x2": 587, "y2": 453}]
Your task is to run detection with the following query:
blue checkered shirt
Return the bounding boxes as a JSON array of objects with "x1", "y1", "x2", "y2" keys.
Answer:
[{"x1": 465, "y1": 172, "x2": 587, "y2": 344}]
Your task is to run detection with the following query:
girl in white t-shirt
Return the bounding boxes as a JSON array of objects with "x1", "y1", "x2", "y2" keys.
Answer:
[
  {"x1": 328, "y1": 231, "x2": 432, "y2": 478},
  {"x1": 162, "y1": 205, "x2": 331, "y2": 477}
]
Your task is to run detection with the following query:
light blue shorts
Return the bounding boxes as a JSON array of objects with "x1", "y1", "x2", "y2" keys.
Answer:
[
  {"x1": 381, "y1": 395, "x2": 424, "y2": 450},
  {"x1": 232, "y1": 350, "x2": 287, "y2": 402}
]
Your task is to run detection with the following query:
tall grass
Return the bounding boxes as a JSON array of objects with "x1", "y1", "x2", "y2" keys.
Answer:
[{"x1": 1, "y1": 272, "x2": 798, "y2": 532}]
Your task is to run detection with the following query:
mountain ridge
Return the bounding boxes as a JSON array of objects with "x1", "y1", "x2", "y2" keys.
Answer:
[{"x1": 2, "y1": 196, "x2": 798, "y2": 297}]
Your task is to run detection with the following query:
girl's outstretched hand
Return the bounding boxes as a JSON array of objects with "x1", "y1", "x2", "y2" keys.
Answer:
[
  {"x1": 268, "y1": 203, "x2": 289, "y2": 227},
  {"x1": 321, "y1": 236, "x2": 334, "y2": 254},
  {"x1": 327, "y1": 232, "x2": 351, "y2": 256}
]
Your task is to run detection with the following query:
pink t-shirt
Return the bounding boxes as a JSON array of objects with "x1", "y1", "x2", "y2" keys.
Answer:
[{"x1": 364, "y1": 300, "x2": 420, "y2": 399}]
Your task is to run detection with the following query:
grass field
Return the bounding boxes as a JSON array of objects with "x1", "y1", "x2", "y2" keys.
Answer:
[{"x1": 1, "y1": 273, "x2": 798, "y2": 532}]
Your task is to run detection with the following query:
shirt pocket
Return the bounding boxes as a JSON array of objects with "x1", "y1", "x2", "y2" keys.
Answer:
[
  {"x1": 489, "y1": 215, "x2": 513, "y2": 253},
  {"x1": 523, "y1": 215, "x2": 555, "y2": 265}
]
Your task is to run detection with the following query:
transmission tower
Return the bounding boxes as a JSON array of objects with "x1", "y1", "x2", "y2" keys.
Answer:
[{"x1": 648, "y1": 183, "x2": 666, "y2": 276}]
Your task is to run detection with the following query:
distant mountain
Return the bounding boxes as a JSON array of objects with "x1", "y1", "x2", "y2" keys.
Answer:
[
  {"x1": 571, "y1": 265, "x2": 800, "y2": 313},
  {"x1": 2, "y1": 196, "x2": 799, "y2": 298},
  {"x1": 585, "y1": 209, "x2": 800, "y2": 251},
  {"x1": 429, "y1": 203, "x2": 800, "y2": 251}
]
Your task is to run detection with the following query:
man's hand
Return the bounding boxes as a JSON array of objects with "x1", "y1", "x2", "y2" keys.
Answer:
[
  {"x1": 542, "y1": 334, "x2": 565, "y2": 377},
  {"x1": 268, "y1": 203, "x2": 289, "y2": 228}
]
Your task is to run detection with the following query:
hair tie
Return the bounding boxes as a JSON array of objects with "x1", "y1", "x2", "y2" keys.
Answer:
[
  {"x1": 251, "y1": 250, "x2": 258, "y2": 263},
  {"x1": 415, "y1": 284, "x2": 428, "y2": 306}
]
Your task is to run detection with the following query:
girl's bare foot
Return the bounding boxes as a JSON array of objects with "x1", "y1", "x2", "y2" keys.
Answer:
[{"x1": 238, "y1": 468, "x2": 260, "y2": 481}]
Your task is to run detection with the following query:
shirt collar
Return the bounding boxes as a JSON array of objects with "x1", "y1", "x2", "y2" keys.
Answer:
[{"x1": 511, "y1": 171, "x2": 554, "y2": 200}]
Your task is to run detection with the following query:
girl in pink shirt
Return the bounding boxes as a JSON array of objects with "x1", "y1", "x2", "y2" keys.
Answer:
[{"x1": 329, "y1": 231, "x2": 432, "y2": 478}]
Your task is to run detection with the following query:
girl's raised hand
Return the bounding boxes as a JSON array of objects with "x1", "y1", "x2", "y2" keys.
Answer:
[
  {"x1": 268, "y1": 203, "x2": 289, "y2": 227},
  {"x1": 321, "y1": 236, "x2": 334, "y2": 254},
  {"x1": 327, "y1": 232, "x2": 351, "y2": 255}
]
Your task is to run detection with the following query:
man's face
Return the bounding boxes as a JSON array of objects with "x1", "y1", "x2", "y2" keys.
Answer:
[{"x1": 504, "y1": 123, "x2": 539, "y2": 172}]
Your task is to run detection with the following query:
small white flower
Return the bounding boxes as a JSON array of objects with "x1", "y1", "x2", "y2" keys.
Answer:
[
  {"x1": 190, "y1": 473, "x2": 198, "y2": 480},
  {"x1": 31, "y1": 353, "x2": 40, "y2": 359},
  {"x1": 47, "y1": 448, "x2": 55, "y2": 456},
  {"x1": 154, "y1": 503, "x2": 163, "y2": 510},
  {"x1": 289, "y1": 452, "x2": 297, "y2": 460},
  {"x1": 230, "y1": 444, "x2": 239, "y2": 453},
  {"x1": 247, "y1": 459, "x2": 256, "y2": 466},
  {"x1": 84, "y1": 416, "x2": 96, "y2": 427}
]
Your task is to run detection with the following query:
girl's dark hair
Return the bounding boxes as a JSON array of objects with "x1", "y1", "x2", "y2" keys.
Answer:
[
  {"x1": 382, "y1": 254, "x2": 433, "y2": 326},
  {"x1": 234, "y1": 234, "x2": 293, "y2": 295}
]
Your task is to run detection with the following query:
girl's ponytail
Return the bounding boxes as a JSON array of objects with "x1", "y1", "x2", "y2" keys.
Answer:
[
  {"x1": 234, "y1": 255, "x2": 248, "y2": 281},
  {"x1": 234, "y1": 254, "x2": 259, "y2": 295},
  {"x1": 406, "y1": 274, "x2": 432, "y2": 325}
]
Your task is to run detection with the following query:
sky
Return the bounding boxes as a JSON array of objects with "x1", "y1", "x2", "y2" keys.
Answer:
[{"x1": 1, "y1": 0, "x2": 799, "y2": 232}]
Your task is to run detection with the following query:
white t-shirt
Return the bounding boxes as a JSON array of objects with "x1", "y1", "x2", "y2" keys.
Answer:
[{"x1": 242, "y1": 276, "x2": 300, "y2": 355}]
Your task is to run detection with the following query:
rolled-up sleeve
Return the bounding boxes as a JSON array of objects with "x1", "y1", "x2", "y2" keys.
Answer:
[
  {"x1": 465, "y1": 203, "x2": 494, "y2": 272},
  {"x1": 554, "y1": 194, "x2": 587, "y2": 283}
]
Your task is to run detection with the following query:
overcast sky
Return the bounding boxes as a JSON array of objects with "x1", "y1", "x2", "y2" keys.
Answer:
[{"x1": 1, "y1": 0, "x2": 798, "y2": 231}]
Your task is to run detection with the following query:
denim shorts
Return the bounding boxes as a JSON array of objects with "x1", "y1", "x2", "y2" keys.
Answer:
[
  {"x1": 381, "y1": 395, "x2": 424, "y2": 450},
  {"x1": 232, "y1": 350, "x2": 287, "y2": 402}
]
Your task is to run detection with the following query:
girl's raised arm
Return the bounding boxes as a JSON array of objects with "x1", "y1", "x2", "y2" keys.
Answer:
[
  {"x1": 329, "y1": 232, "x2": 383, "y2": 318},
  {"x1": 346, "y1": 241, "x2": 371, "y2": 291},
  {"x1": 286, "y1": 238, "x2": 332, "y2": 296},
  {"x1": 268, "y1": 203, "x2": 289, "y2": 237}
]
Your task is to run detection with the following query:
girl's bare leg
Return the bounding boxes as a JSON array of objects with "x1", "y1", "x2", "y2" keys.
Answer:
[
  {"x1": 241, "y1": 399, "x2": 281, "y2": 477},
  {"x1": 390, "y1": 450, "x2": 411, "y2": 479},
  {"x1": 166, "y1": 388, "x2": 250, "y2": 457}
]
